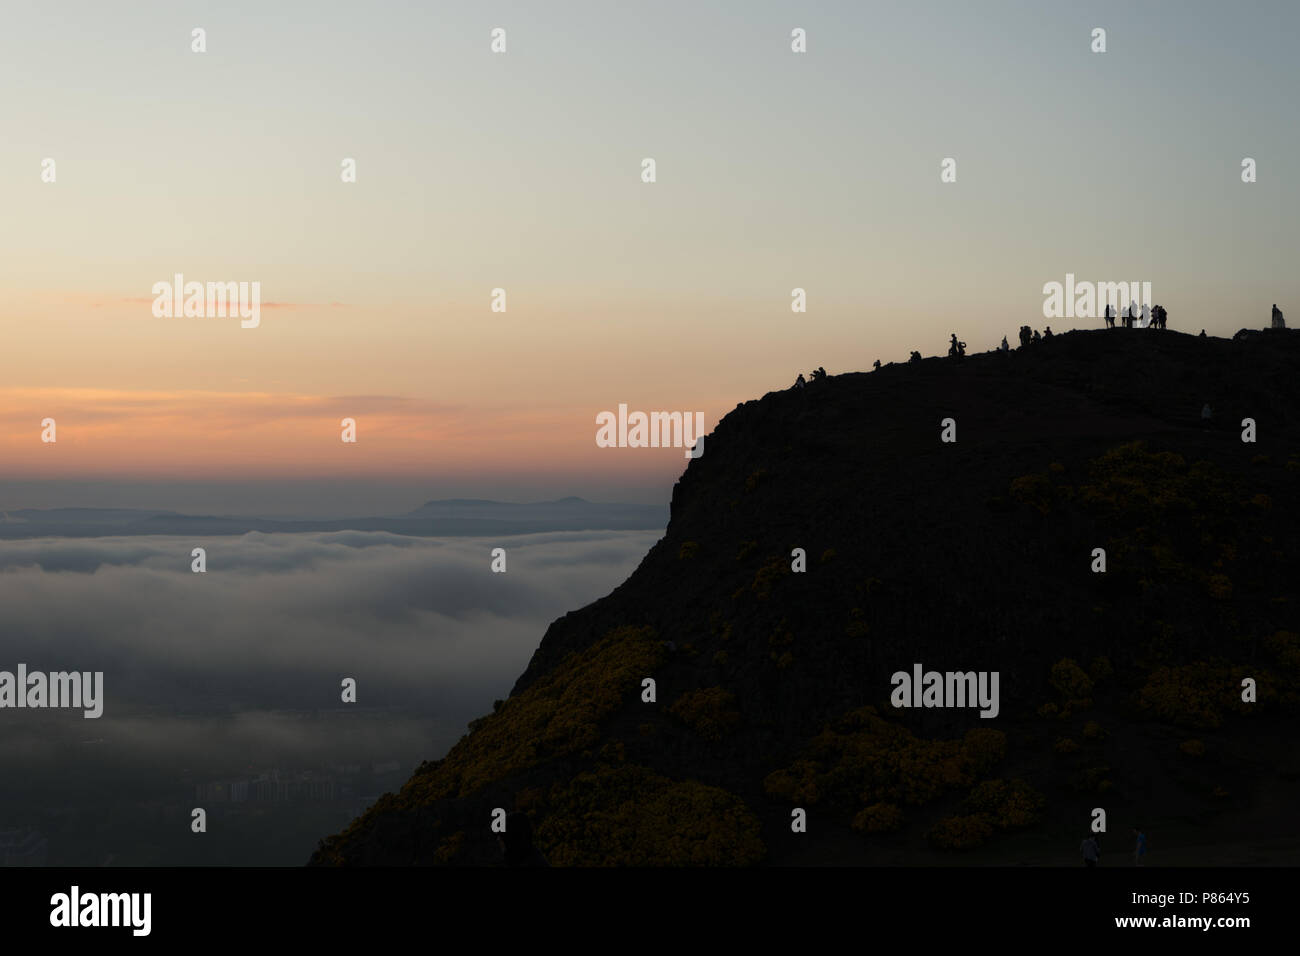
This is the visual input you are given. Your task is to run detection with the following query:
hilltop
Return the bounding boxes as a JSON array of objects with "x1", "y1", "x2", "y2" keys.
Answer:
[{"x1": 311, "y1": 328, "x2": 1300, "y2": 866}]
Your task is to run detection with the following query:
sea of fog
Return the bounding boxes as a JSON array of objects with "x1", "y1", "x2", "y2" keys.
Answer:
[{"x1": 0, "y1": 529, "x2": 660, "y2": 865}]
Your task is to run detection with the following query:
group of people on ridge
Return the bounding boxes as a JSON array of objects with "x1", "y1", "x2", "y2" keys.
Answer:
[
  {"x1": 792, "y1": 366, "x2": 827, "y2": 388},
  {"x1": 1016, "y1": 325, "x2": 1054, "y2": 347},
  {"x1": 800, "y1": 303, "x2": 1286, "y2": 387},
  {"x1": 1103, "y1": 301, "x2": 1168, "y2": 329}
]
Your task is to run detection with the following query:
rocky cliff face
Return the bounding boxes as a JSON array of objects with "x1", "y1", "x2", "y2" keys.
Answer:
[{"x1": 311, "y1": 328, "x2": 1300, "y2": 866}]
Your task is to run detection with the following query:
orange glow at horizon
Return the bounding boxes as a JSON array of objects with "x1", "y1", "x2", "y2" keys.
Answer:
[{"x1": 0, "y1": 387, "x2": 715, "y2": 482}]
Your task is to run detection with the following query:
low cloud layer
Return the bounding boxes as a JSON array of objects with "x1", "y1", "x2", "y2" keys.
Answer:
[
  {"x1": 0, "y1": 529, "x2": 659, "y2": 863},
  {"x1": 0, "y1": 529, "x2": 659, "y2": 716}
]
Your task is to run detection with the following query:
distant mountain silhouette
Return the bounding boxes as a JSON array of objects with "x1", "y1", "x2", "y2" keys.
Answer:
[
  {"x1": 403, "y1": 497, "x2": 661, "y2": 527},
  {"x1": 0, "y1": 498, "x2": 666, "y2": 539},
  {"x1": 311, "y1": 328, "x2": 1300, "y2": 866}
]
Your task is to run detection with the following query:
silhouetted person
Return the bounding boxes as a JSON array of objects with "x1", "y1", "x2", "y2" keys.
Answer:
[
  {"x1": 1104, "y1": 303, "x2": 1115, "y2": 328},
  {"x1": 1273, "y1": 303, "x2": 1286, "y2": 329},
  {"x1": 1131, "y1": 827, "x2": 1147, "y2": 867},
  {"x1": 1032, "y1": 329, "x2": 1041, "y2": 343},
  {"x1": 500, "y1": 812, "x2": 549, "y2": 867},
  {"x1": 948, "y1": 333, "x2": 966, "y2": 357},
  {"x1": 1140, "y1": 303, "x2": 1151, "y2": 327},
  {"x1": 1019, "y1": 326, "x2": 1032, "y2": 348},
  {"x1": 1129, "y1": 300, "x2": 1139, "y2": 328},
  {"x1": 873, "y1": 359, "x2": 881, "y2": 370},
  {"x1": 794, "y1": 373, "x2": 806, "y2": 389},
  {"x1": 1080, "y1": 835, "x2": 1100, "y2": 867},
  {"x1": 1043, "y1": 326, "x2": 1053, "y2": 340},
  {"x1": 811, "y1": 366, "x2": 826, "y2": 381},
  {"x1": 999, "y1": 336, "x2": 1009, "y2": 352},
  {"x1": 1199, "y1": 329, "x2": 1206, "y2": 337},
  {"x1": 909, "y1": 350, "x2": 922, "y2": 363}
]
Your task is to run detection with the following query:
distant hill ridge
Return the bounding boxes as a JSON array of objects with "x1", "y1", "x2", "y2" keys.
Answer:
[{"x1": 0, "y1": 497, "x2": 666, "y2": 539}]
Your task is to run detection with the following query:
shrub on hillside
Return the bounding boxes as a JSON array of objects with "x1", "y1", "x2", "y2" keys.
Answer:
[
  {"x1": 762, "y1": 708, "x2": 1007, "y2": 810},
  {"x1": 964, "y1": 779, "x2": 1044, "y2": 829},
  {"x1": 538, "y1": 764, "x2": 765, "y2": 866},
  {"x1": 928, "y1": 814, "x2": 993, "y2": 850},
  {"x1": 852, "y1": 802, "x2": 903, "y2": 834},
  {"x1": 669, "y1": 687, "x2": 742, "y2": 741}
]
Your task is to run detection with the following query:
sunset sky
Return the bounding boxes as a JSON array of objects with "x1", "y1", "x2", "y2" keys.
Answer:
[{"x1": 3, "y1": 0, "x2": 1297, "y2": 513}]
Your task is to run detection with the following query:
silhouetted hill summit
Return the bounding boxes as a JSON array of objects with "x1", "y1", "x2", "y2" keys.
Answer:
[{"x1": 312, "y1": 329, "x2": 1300, "y2": 866}]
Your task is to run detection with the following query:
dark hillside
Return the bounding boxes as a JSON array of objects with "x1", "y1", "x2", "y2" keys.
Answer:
[{"x1": 312, "y1": 328, "x2": 1300, "y2": 866}]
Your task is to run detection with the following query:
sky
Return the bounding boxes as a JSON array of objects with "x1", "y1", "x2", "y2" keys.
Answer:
[{"x1": 2, "y1": 0, "x2": 1297, "y2": 513}]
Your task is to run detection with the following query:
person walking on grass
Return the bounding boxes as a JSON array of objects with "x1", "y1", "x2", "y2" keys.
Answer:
[
  {"x1": 1081, "y1": 835, "x2": 1100, "y2": 867},
  {"x1": 1131, "y1": 827, "x2": 1147, "y2": 867}
]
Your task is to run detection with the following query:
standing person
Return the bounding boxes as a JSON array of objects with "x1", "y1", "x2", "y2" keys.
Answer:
[
  {"x1": 1104, "y1": 303, "x2": 1114, "y2": 328},
  {"x1": 1081, "y1": 835, "x2": 1101, "y2": 867},
  {"x1": 1131, "y1": 827, "x2": 1147, "y2": 867},
  {"x1": 1273, "y1": 303, "x2": 1286, "y2": 329}
]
